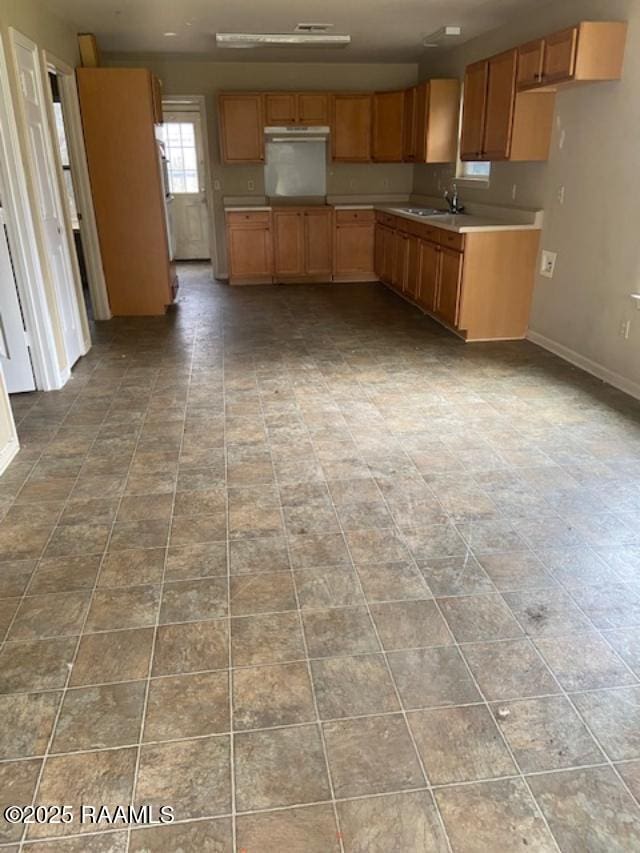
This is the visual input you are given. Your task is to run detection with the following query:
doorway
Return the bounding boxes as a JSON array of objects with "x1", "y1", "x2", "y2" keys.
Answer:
[{"x1": 159, "y1": 103, "x2": 212, "y2": 261}]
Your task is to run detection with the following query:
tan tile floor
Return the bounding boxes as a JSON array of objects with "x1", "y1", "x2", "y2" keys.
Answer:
[{"x1": 0, "y1": 262, "x2": 640, "y2": 851}]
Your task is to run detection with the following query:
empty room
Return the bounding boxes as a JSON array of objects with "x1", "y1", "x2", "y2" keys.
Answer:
[{"x1": 0, "y1": 0, "x2": 639, "y2": 850}]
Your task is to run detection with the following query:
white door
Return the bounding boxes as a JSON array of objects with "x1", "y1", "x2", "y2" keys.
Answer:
[
  {"x1": 0, "y1": 205, "x2": 35, "y2": 392},
  {"x1": 161, "y1": 111, "x2": 210, "y2": 260},
  {"x1": 10, "y1": 31, "x2": 84, "y2": 369}
]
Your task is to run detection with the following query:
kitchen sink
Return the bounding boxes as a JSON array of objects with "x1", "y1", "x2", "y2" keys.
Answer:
[{"x1": 396, "y1": 207, "x2": 450, "y2": 217}]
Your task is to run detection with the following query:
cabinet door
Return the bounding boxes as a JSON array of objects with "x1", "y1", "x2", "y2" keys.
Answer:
[
  {"x1": 405, "y1": 235, "x2": 420, "y2": 299},
  {"x1": 517, "y1": 39, "x2": 545, "y2": 88},
  {"x1": 417, "y1": 240, "x2": 439, "y2": 312},
  {"x1": 483, "y1": 49, "x2": 517, "y2": 161},
  {"x1": 219, "y1": 94, "x2": 264, "y2": 163},
  {"x1": 402, "y1": 87, "x2": 417, "y2": 161},
  {"x1": 372, "y1": 91, "x2": 405, "y2": 162},
  {"x1": 273, "y1": 211, "x2": 305, "y2": 277},
  {"x1": 265, "y1": 93, "x2": 297, "y2": 125},
  {"x1": 391, "y1": 232, "x2": 409, "y2": 291},
  {"x1": 460, "y1": 61, "x2": 488, "y2": 161},
  {"x1": 374, "y1": 224, "x2": 386, "y2": 279},
  {"x1": 331, "y1": 94, "x2": 372, "y2": 162},
  {"x1": 543, "y1": 27, "x2": 578, "y2": 83},
  {"x1": 228, "y1": 225, "x2": 272, "y2": 280},
  {"x1": 298, "y1": 93, "x2": 329, "y2": 125},
  {"x1": 336, "y1": 223, "x2": 375, "y2": 277},
  {"x1": 151, "y1": 76, "x2": 163, "y2": 124},
  {"x1": 435, "y1": 248, "x2": 463, "y2": 327},
  {"x1": 412, "y1": 83, "x2": 429, "y2": 163},
  {"x1": 304, "y1": 209, "x2": 333, "y2": 277},
  {"x1": 381, "y1": 227, "x2": 395, "y2": 284}
]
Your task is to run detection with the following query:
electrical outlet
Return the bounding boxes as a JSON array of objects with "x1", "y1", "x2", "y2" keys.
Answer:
[
  {"x1": 247, "y1": 179, "x2": 255, "y2": 191},
  {"x1": 557, "y1": 186, "x2": 565, "y2": 205},
  {"x1": 213, "y1": 179, "x2": 221, "y2": 191},
  {"x1": 540, "y1": 250, "x2": 557, "y2": 279},
  {"x1": 620, "y1": 319, "x2": 631, "y2": 339},
  {"x1": 383, "y1": 178, "x2": 389, "y2": 189},
  {"x1": 349, "y1": 179, "x2": 356, "y2": 190},
  {"x1": 511, "y1": 184, "x2": 517, "y2": 201},
  {"x1": 559, "y1": 129, "x2": 566, "y2": 149}
]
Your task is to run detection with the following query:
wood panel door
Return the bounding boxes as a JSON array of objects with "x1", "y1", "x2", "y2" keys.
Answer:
[
  {"x1": 402, "y1": 87, "x2": 417, "y2": 161},
  {"x1": 391, "y1": 232, "x2": 409, "y2": 291},
  {"x1": 517, "y1": 39, "x2": 545, "y2": 88},
  {"x1": 417, "y1": 241, "x2": 439, "y2": 312},
  {"x1": 435, "y1": 248, "x2": 463, "y2": 327},
  {"x1": 304, "y1": 209, "x2": 332, "y2": 277},
  {"x1": 460, "y1": 61, "x2": 488, "y2": 161},
  {"x1": 265, "y1": 93, "x2": 297, "y2": 125},
  {"x1": 219, "y1": 93, "x2": 264, "y2": 163},
  {"x1": 405, "y1": 235, "x2": 420, "y2": 300},
  {"x1": 298, "y1": 93, "x2": 329, "y2": 125},
  {"x1": 335, "y1": 223, "x2": 375, "y2": 278},
  {"x1": 483, "y1": 49, "x2": 517, "y2": 161},
  {"x1": 543, "y1": 27, "x2": 578, "y2": 83},
  {"x1": 227, "y1": 223, "x2": 272, "y2": 281},
  {"x1": 331, "y1": 94, "x2": 372, "y2": 162},
  {"x1": 381, "y1": 227, "x2": 395, "y2": 284},
  {"x1": 372, "y1": 91, "x2": 405, "y2": 162},
  {"x1": 273, "y1": 210, "x2": 304, "y2": 277}
]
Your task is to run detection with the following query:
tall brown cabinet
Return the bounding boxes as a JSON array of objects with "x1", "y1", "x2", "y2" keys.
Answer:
[{"x1": 77, "y1": 68, "x2": 177, "y2": 315}]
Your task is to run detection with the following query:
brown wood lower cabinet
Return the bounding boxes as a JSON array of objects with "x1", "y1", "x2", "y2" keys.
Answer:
[
  {"x1": 226, "y1": 212, "x2": 273, "y2": 285},
  {"x1": 374, "y1": 211, "x2": 540, "y2": 341},
  {"x1": 273, "y1": 208, "x2": 333, "y2": 282},
  {"x1": 334, "y1": 210, "x2": 376, "y2": 282}
]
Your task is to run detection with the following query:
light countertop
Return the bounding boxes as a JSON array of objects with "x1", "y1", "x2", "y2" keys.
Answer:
[{"x1": 377, "y1": 207, "x2": 542, "y2": 233}]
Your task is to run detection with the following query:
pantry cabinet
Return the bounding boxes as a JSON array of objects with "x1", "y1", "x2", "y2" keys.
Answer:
[
  {"x1": 330, "y1": 93, "x2": 372, "y2": 162},
  {"x1": 218, "y1": 93, "x2": 264, "y2": 163},
  {"x1": 372, "y1": 90, "x2": 405, "y2": 162}
]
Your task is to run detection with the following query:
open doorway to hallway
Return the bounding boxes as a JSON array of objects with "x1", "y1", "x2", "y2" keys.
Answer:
[{"x1": 159, "y1": 97, "x2": 213, "y2": 262}]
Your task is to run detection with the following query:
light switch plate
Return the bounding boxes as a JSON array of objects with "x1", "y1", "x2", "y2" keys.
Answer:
[{"x1": 541, "y1": 250, "x2": 557, "y2": 278}]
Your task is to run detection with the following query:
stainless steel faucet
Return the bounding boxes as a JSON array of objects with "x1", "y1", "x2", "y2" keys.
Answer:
[{"x1": 444, "y1": 183, "x2": 465, "y2": 215}]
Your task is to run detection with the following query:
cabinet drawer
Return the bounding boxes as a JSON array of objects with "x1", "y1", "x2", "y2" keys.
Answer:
[
  {"x1": 226, "y1": 211, "x2": 271, "y2": 225},
  {"x1": 335, "y1": 209, "x2": 375, "y2": 224},
  {"x1": 378, "y1": 212, "x2": 397, "y2": 228},
  {"x1": 438, "y1": 229, "x2": 465, "y2": 251}
]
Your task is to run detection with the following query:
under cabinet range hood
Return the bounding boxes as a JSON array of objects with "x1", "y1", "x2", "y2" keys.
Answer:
[{"x1": 264, "y1": 125, "x2": 330, "y2": 142}]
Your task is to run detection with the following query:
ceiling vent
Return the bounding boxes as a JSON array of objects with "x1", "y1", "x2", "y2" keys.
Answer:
[{"x1": 295, "y1": 23, "x2": 335, "y2": 33}]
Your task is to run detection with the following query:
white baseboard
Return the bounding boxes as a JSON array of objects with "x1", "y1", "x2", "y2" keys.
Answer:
[
  {"x1": 0, "y1": 437, "x2": 19, "y2": 476},
  {"x1": 526, "y1": 330, "x2": 640, "y2": 402}
]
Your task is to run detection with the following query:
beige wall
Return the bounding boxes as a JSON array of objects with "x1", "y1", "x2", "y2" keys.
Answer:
[
  {"x1": 105, "y1": 55, "x2": 418, "y2": 276},
  {"x1": 0, "y1": 0, "x2": 81, "y2": 374},
  {"x1": 416, "y1": 0, "x2": 640, "y2": 392}
]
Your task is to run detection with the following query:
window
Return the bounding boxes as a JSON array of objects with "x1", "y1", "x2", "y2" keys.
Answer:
[
  {"x1": 159, "y1": 121, "x2": 199, "y2": 193},
  {"x1": 458, "y1": 160, "x2": 491, "y2": 181}
]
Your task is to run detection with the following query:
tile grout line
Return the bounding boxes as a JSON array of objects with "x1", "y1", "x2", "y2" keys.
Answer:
[
  {"x1": 125, "y1": 344, "x2": 193, "y2": 852},
  {"x1": 268, "y1": 367, "x2": 346, "y2": 853}
]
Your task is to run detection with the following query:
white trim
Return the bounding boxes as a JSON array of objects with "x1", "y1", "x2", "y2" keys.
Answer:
[
  {"x1": 44, "y1": 52, "x2": 111, "y2": 321},
  {"x1": 527, "y1": 329, "x2": 640, "y2": 402},
  {"x1": 162, "y1": 94, "x2": 217, "y2": 271},
  {"x1": 0, "y1": 34, "x2": 64, "y2": 390},
  {"x1": 0, "y1": 434, "x2": 19, "y2": 475}
]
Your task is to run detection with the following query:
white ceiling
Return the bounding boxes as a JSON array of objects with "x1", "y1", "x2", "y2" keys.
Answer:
[{"x1": 42, "y1": 0, "x2": 542, "y2": 62}]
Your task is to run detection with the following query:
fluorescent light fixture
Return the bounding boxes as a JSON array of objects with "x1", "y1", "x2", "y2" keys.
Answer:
[
  {"x1": 423, "y1": 26, "x2": 462, "y2": 48},
  {"x1": 216, "y1": 32, "x2": 351, "y2": 49}
]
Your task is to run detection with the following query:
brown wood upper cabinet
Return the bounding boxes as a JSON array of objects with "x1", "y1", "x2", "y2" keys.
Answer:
[
  {"x1": 483, "y1": 50, "x2": 517, "y2": 161},
  {"x1": 372, "y1": 90, "x2": 405, "y2": 162},
  {"x1": 390, "y1": 81, "x2": 461, "y2": 164},
  {"x1": 330, "y1": 94, "x2": 372, "y2": 162},
  {"x1": 402, "y1": 87, "x2": 417, "y2": 161},
  {"x1": 219, "y1": 93, "x2": 264, "y2": 163},
  {"x1": 517, "y1": 21, "x2": 627, "y2": 90},
  {"x1": 461, "y1": 52, "x2": 554, "y2": 162},
  {"x1": 265, "y1": 92, "x2": 329, "y2": 126}
]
